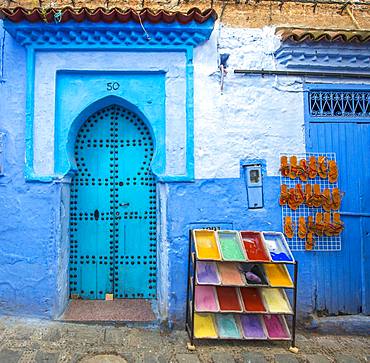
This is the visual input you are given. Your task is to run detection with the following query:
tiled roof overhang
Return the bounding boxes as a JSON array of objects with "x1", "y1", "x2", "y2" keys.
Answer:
[
  {"x1": 0, "y1": 7, "x2": 217, "y2": 24},
  {"x1": 276, "y1": 27, "x2": 370, "y2": 43}
]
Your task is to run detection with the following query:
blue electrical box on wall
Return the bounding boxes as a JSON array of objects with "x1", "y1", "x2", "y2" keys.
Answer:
[{"x1": 244, "y1": 164, "x2": 263, "y2": 209}]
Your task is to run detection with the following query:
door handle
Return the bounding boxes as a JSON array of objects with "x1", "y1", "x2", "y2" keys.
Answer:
[{"x1": 119, "y1": 202, "x2": 130, "y2": 207}]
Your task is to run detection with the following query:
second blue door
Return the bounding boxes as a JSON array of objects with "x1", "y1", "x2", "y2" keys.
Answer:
[{"x1": 307, "y1": 87, "x2": 370, "y2": 314}]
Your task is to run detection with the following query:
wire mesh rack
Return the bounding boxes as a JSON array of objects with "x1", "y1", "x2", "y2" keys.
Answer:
[{"x1": 280, "y1": 152, "x2": 341, "y2": 252}]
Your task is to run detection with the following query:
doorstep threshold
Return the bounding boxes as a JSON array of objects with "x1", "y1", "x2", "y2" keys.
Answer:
[{"x1": 61, "y1": 299, "x2": 156, "y2": 323}]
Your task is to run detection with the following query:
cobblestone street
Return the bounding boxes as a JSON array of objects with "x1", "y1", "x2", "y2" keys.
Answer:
[{"x1": 0, "y1": 317, "x2": 368, "y2": 363}]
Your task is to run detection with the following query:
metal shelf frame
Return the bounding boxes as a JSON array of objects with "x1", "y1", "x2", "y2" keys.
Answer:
[{"x1": 185, "y1": 229, "x2": 299, "y2": 347}]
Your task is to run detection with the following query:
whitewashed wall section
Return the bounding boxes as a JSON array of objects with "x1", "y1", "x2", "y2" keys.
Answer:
[
  {"x1": 33, "y1": 51, "x2": 187, "y2": 177},
  {"x1": 193, "y1": 26, "x2": 306, "y2": 178},
  {"x1": 33, "y1": 28, "x2": 308, "y2": 180},
  {"x1": 33, "y1": 26, "x2": 367, "y2": 180}
]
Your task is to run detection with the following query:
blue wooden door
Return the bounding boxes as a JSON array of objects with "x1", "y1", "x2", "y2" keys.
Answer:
[
  {"x1": 308, "y1": 88, "x2": 370, "y2": 314},
  {"x1": 69, "y1": 105, "x2": 156, "y2": 300}
]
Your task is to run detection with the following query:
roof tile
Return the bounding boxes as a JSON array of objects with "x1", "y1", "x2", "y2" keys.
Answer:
[
  {"x1": 0, "y1": 6, "x2": 217, "y2": 24},
  {"x1": 276, "y1": 27, "x2": 370, "y2": 43}
]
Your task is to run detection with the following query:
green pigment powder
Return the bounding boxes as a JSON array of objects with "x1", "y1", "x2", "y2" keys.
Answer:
[{"x1": 218, "y1": 233, "x2": 245, "y2": 261}]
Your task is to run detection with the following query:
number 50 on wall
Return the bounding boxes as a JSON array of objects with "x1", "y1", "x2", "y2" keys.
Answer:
[{"x1": 106, "y1": 82, "x2": 120, "y2": 91}]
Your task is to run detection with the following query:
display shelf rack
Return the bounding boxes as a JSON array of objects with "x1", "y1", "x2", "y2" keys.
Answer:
[{"x1": 186, "y1": 229, "x2": 298, "y2": 347}]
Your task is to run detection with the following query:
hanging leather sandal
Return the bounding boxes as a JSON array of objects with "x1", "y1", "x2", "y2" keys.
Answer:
[
  {"x1": 328, "y1": 160, "x2": 338, "y2": 183},
  {"x1": 298, "y1": 216, "x2": 307, "y2": 239},
  {"x1": 279, "y1": 184, "x2": 289, "y2": 206},
  {"x1": 318, "y1": 156, "x2": 328, "y2": 179},
  {"x1": 280, "y1": 156, "x2": 290, "y2": 177},
  {"x1": 308, "y1": 156, "x2": 318, "y2": 179},
  {"x1": 322, "y1": 188, "x2": 332, "y2": 212},
  {"x1": 289, "y1": 155, "x2": 298, "y2": 179},
  {"x1": 284, "y1": 216, "x2": 295, "y2": 239},
  {"x1": 297, "y1": 158, "x2": 308, "y2": 182},
  {"x1": 305, "y1": 184, "x2": 314, "y2": 207}
]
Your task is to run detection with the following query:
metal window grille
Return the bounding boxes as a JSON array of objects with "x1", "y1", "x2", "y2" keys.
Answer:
[
  {"x1": 280, "y1": 152, "x2": 341, "y2": 252},
  {"x1": 309, "y1": 91, "x2": 370, "y2": 118}
]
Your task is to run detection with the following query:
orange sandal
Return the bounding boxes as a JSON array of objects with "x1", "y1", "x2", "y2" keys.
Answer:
[
  {"x1": 305, "y1": 231, "x2": 315, "y2": 251},
  {"x1": 297, "y1": 159, "x2": 308, "y2": 182},
  {"x1": 307, "y1": 215, "x2": 315, "y2": 232},
  {"x1": 322, "y1": 188, "x2": 332, "y2": 212},
  {"x1": 323, "y1": 212, "x2": 332, "y2": 236},
  {"x1": 284, "y1": 216, "x2": 294, "y2": 239},
  {"x1": 279, "y1": 184, "x2": 289, "y2": 206},
  {"x1": 332, "y1": 212, "x2": 344, "y2": 236},
  {"x1": 288, "y1": 188, "x2": 299, "y2": 210},
  {"x1": 289, "y1": 156, "x2": 298, "y2": 179},
  {"x1": 312, "y1": 184, "x2": 322, "y2": 208},
  {"x1": 305, "y1": 184, "x2": 314, "y2": 207},
  {"x1": 331, "y1": 188, "x2": 342, "y2": 210},
  {"x1": 280, "y1": 156, "x2": 290, "y2": 177},
  {"x1": 298, "y1": 216, "x2": 307, "y2": 239},
  {"x1": 295, "y1": 184, "x2": 305, "y2": 207},
  {"x1": 306, "y1": 216, "x2": 316, "y2": 250},
  {"x1": 315, "y1": 212, "x2": 325, "y2": 236},
  {"x1": 328, "y1": 160, "x2": 338, "y2": 183},
  {"x1": 318, "y1": 156, "x2": 328, "y2": 179},
  {"x1": 308, "y1": 156, "x2": 318, "y2": 179}
]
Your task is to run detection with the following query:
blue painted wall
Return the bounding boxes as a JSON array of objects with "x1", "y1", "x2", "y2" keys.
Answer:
[
  {"x1": 0, "y1": 26, "x2": 314, "y2": 319},
  {"x1": 2, "y1": 18, "x2": 366, "y2": 324},
  {"x1": 0, "y1": 23, "x2": 67, "y2": 317}
]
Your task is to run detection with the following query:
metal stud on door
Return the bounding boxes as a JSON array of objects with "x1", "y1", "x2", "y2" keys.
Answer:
[{"x1": 69, "y1": 105, "x2": 156, "y2": 300}]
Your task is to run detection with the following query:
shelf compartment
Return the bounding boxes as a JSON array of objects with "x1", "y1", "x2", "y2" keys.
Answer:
[
  {"x1": 193, "y1": 230, "x2": 221, "y2": 260},
  {"x1": 240, "y1": 231, "x2": 271, "y2": 262},
  {"x1": 217, "y1": 230, "x2": 246, "y2": 261},
  {"x1": 239, "y1": 287, "x2": 266, "y2": 313},
  {"x1": 239, "y1": 314, "x2": 268, "y2": 340},
  {"x1": 217, "y1": 262, "x2": 245, "y2": 286},
  {"x1": 239, "y1": 263, "x2": 269, "y2": 286},
  {"x1": 195, "y1": 286, "x2": 219, "y2": 312},
  {"x1": 263, "y1": 314, "x2": 291, "y2": 340},
  {"x1": 194, "y1": 313, "x2": 218, "y2": 339},
  {"x1": 215, "y1": 314, "x2": 242, "y2": 339},
  {"x1": 262, "y1": 232, "x2": 294, "y2": 263},
  {"x1": 216, "y1": 287, "x2": 243, "y2": 312},
  {"x1": 196, "y1": 261, "x2": 221, "y2": 285},
  {"x1": 260, "y1": 288, "x2": 292, "y2": 314},
  {"x1": 263, "y1": 263, "x2": 293, "y2": 288}
]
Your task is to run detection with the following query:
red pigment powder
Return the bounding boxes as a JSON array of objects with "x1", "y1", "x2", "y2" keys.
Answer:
[
  {"x1": 240, "y1": 287, "x2": 266, "y2": 312},
  {"x1": 216, "y1": 287, "x2": 242, "y2": 312},
  {"x1": 240, "y1": 231, "x2": 270, "y2": 262}
]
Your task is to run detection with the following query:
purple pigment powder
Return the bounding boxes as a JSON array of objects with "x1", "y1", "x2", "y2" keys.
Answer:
[
  {"x1": 240, "y1": 315, "x2": 266, "y2": 339},
  {"x1": 196, "y1": 261, "x2": 220, "y2": 284}
]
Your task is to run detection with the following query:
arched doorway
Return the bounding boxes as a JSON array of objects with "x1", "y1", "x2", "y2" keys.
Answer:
[{"x1": 69, "y1": 104, "x2": 156, "y2": 300}]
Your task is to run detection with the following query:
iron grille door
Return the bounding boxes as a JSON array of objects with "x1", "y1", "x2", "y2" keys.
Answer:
[{"x1": 69, "y1": 105, "x2": 156, "y2": 300}]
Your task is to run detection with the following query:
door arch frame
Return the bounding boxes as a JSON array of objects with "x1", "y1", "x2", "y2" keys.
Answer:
[{"x1": 65, "y1": 95, "x2": 158, "y2": 180}]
